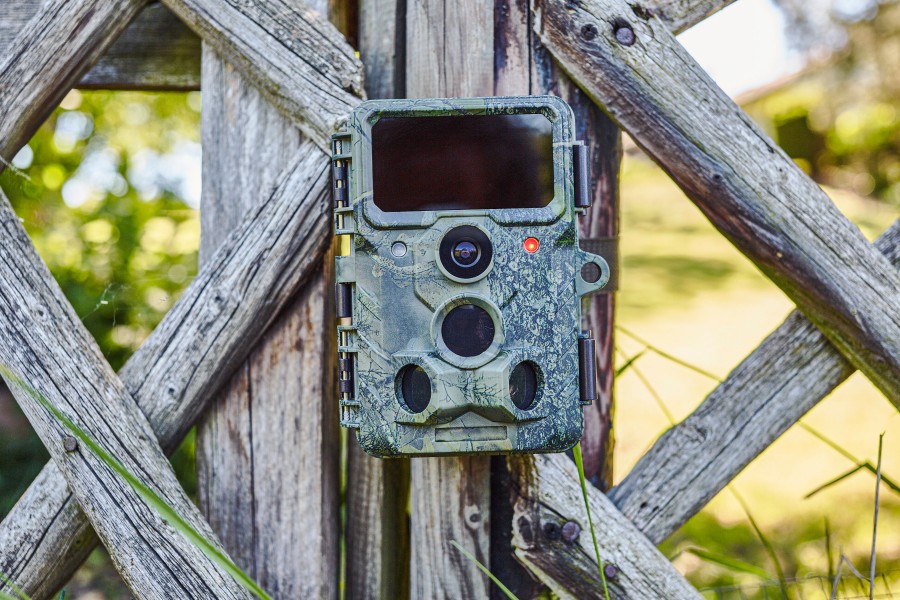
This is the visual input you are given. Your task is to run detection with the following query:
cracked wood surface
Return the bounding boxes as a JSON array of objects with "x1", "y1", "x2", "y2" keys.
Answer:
[
  {"x1": 0, "y1": 142, "x2": 332, "y2": 598},
  {"x1": 511, "y1": 454, "x2": 702, "y2": 599},
  {"x1": 161, "y1": 0, "x2": 364, "y2": 148},
  {"x1": 195, "y1": 4, "x2": 340, "y2": 590},
  {"x1": 0, "y1": 191, "x2": 251, "y2": 599},
  {"x1": 0, "y1": 0, "x2": 147, "y2": 169},
  {"x1": 609, "y1": 220, "x2": 900, "y2": 544},
  {"x1": 405, "y1": 1, "x2": 495, "y2": 598},
  {"x1": 534, "y1": 0, "x2": 900, "y2": 404},
  {"x1": 3, "y1": 1, "x2": 200, "y2": 91},
  {"x1": 646, "y1": 0, "x2": 739, "y2": 33},
  {"x1": 345, "y1": 2, "x2": 412, "y2": 598}
]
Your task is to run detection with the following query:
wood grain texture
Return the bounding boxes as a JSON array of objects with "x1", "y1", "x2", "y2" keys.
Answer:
[
  {"x1": 490, "y1": 3, "x2": 619, "y2": 596},
  {"x1": 345, "y1": 2, "x2": 412, "y2": 597},
  {"x1": 534, "y1": 0, "x2": 900, "y2": 404},
  {"x1": 161, "y1": 0, "x2": 364, "y2": 148},
  {"x1": 1, "y1": 1, "x2": 199, "y2": 91},
  {"x1": 610, "y1": 219, "x2": 900, "y2": 545},
  {"x1": 0, "y1": 191, "x2": 250, "y2": 599},
  {"x1": 646, "y1": 0, "x2": 739, "y2": 33},
  {"x1": 511, "y1": 454, "x2": 702, "y2": 599},
  {"x1": 0, "y1": 0, "x2": 146, "y2": 168},
  {"x1": 0, "y1": 139, "x2": 333, "y2": 599},
  {"x1": 196, "y1": 32, "x2": 340, "y2": 597},
  {"x1": 406, "y1": 1, "x2": 494, "y2": 597}
]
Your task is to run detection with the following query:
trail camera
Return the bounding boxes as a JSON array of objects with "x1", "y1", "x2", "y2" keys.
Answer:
[{"x1": 332, "y1": 96, "x2": 610, "y2": 458}]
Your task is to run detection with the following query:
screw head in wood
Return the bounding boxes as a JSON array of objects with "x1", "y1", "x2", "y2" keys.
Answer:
[
  {"x1": 614, "y1": 23, "x2": 636, "y2": 46},
  {"x1": 604, "y1": 563, "x2": 619, "y2": 579},
  {"x1": 561, "y1": 520, "x2": 581, "y2": 543},
  {"x1": 63, "y1": 435, "x2": 78, "y2": 453},
  {"x1": 580, "y1": 24, "x2": 599, "y2": 41}
]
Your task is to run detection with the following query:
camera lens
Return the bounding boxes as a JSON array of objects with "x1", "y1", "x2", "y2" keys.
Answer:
[
  {"x1": 509, "y1": 362, "x2": 538, "y2": 410},
  {"x1": 441, "y1": 304, "x2": 495, "y2": 357},
  {"x1": 452, "y1": 240, "x2": 480, "y2": 267},
  {"x1": 439, "y1": 226, "x2": 492, "y2": 280},
  {"x1": 397, "y1": 365, "x2": 431, "y2": 413}
]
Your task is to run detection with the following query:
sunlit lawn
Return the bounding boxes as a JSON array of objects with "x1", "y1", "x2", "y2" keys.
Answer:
[{"x1": 615, "y1": 152, "x2": 900, "y2": 596}]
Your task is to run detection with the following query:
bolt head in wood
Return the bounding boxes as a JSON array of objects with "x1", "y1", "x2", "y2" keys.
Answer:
[
  {"x1": 63, "y1": 435, "x2": 78, "y2": 453},
  {"x1": 561, "y1": 520, "x2": 581, "y2": 543},
  {"x1": 615, "y1": 24, "x2": 636, "y2": 46},
  {"x1": 604, "y1": 563, "x2": 619, "y2": 579}
]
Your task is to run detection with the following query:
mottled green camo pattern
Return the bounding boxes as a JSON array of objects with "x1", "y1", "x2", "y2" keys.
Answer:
[{"x1": 333, "y1": 96, "x2": 609, "y2": 458}]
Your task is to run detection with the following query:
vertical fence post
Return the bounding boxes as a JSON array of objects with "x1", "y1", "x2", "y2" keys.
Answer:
[
  {"x1": 405, "y1": 2, "x2": 495, "y2": 598},
  {"x1": 488, "y1": 2, "x2": 620, "y2": 597},
  {"x1": 195, "y1": 1, "x2": 340, "y2": 596},
  {"x1": 345, "y1": 1, "x2": 412, "y2": 598}
]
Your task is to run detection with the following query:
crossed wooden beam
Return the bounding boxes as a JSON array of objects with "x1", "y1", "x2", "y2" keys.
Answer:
[{"x1": 0, "y1": 0, "x2": 897, "y2": 597}]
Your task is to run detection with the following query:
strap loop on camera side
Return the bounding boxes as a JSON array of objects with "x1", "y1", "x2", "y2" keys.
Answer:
[{"x1": 580, "y1": 236, "x2": 619, "y2": 292}]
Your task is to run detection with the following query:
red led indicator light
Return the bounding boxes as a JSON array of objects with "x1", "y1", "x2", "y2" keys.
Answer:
[{"x1": 523, "y1": 237, "x2": 540, "y2": 253}]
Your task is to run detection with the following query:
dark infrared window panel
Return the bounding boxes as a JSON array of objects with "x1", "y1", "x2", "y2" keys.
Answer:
[{"x1": 372, "y1": 114, "x2": 554, "y2": 212}]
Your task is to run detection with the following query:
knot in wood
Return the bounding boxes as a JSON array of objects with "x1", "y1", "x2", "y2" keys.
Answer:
[{"x1": 580, "y1": 23, "x2": 598, "y2": 41}]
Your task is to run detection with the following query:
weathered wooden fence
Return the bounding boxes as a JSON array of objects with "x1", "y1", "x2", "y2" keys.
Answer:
[{"x1": 0, "y1": 0, "x2": 897, "y2": 598}]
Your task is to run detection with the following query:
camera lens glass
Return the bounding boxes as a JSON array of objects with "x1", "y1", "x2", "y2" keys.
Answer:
[
  {"x1": 452, "y1": 240, "x2": 480, "y2": 267},
  {"x1": 397, "y1": 365, "x2": 431, "y2": 413},
  {"x1": 441, "y1": 304, "x2": 495, "y2": 357},
  {"x1": 439, "y1": 226, "x2": 493, "y2": 280},
  {"x1": 509, "y1": 362, "x2": 538, "y2": 410}
]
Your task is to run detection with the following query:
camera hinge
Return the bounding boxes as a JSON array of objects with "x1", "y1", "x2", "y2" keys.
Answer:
[
  {"x1": 573, "y1": 143, "x2": 591, "y2": 209},
  {"x1": 578, "y1": 333, "x2": 598, "y2": 405},
  {"x1": 331, "y1": 132, "x2": 352, "y2": 209}
]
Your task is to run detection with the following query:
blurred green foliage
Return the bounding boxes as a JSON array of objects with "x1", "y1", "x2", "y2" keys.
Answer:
[
  {"x1": 0, "y1": 89, "x2": 202, "y2": 520},
  {"x1": 744, "y1": 2, "x2": 900, "y2": 204}
]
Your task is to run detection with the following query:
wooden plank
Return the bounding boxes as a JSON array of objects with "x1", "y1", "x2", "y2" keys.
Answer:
[
  {"x1": 0, "y1": 1, "x2": 199, "y2": 91},
  {"x1": 405, "y1": 2, "x2": 495, "y2": 597},
  {"x1": 0, "y1": 141, "x2": 333, "y2": 598},
  {"x1": 510, "y1": 454, "x2": 702, "y2": 599},
  {"x1": 610, "y1": 219, "x2": 900, "y2": 545},
  {"x1": 78, "y1": 3, "x2": 200, "y2": 90},
  {"x1": 0, "y1": 0, "x2": 146, "y2": 170},
  {"x1": 195, "y1": 20, "x2": 340, "y2": 594},
  {"x1": 490, "y1": 3, "x2": 620, "y2": 596},
  {"x1": 0, "y1": 191, "x2": 251, "y2": 599},
  {"x1": 345, "y1": 2, "x2": 411, "y2": 598},
  {"x1": 646, "y1": 0, "x2": 740, "y2": 34},
  {"x1": 160, "y1": 0, "x2": 364, "y2": 148},
  {"x1": 534, "y1": 0, "x2": 900, "y2": 404}
]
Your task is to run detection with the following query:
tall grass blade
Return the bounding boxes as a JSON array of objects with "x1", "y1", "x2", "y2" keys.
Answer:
[
  {"x1": 730, "y1": 488, "x2": 789, "y2": 600},
  {"x1": 616, "y1": 326, "x2": 723, "y2": 382},
  {"x1": 868, "y1": 433, "x2": 884, "y2": 600},
  {"x1": 801, "y1": 424, "x2": 900, "y2": 497},
  {"x1": 572, "y1": 443, "x2": 611, "y2": 600},
  {"x1": 615, "y1": 348, "x2": 676, "y2": 424},
  {"x1": 0, "y1": 571, "x2": 30, "y2": 600},
  {"x1": 615, "y1": 349, "x2": 646, "y2": 377},
  {"x1": 448, "y1": 540, "x2": 518, "y2": 600},
  {"x1": 0, "y1": 365, "x2": 271, "y2": 600},
  {"x1": 684, "y1": 547, "x2": 770, "y2": 579}
]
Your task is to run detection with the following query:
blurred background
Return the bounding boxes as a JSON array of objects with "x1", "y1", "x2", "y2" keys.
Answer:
[{"x1": 0, "y1": 0, "x2": 898, "y2": 597}]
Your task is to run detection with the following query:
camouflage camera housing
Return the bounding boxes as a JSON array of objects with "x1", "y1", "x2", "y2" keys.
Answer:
[{"x1": 332, "y1": 96, "x2": 610, "y2": 458}]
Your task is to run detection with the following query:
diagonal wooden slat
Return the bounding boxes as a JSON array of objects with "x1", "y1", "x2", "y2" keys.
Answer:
[
  {"x1": 609, "y1": 219, "x2": 900, "y2": 545},
  {"x1": 0, "y1": 0, "x2": 147, "y2": 169},
  {"x1": 160, "y1": 0, "x2": 364, "y2": 149},
  {"x1": 0, "y1": 140, "x2": 331, "y2": 598},
  {"x1": 533, "y1": 0, "x2": 900, "y2": 405},
  {"x1": 0, "y1": 191, "x2": 251, "y2": 598},
  {"x1": 511, "y1": 453, "x2": 702, "y2": 599},
  {"x1": 647, "y1": 0, "x2": 740, "y2": 34}
]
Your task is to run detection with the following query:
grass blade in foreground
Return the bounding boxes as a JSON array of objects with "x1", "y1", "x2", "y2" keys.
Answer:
[
  {"x1": 0, "y1": 572, "x2": 29, "y2": 600},
  {"x1": 449, "y1": 540, "x2": 518, "y2": 600},
  {"x1": 0, "y1": 365, "x2": 271, "y2": 600},
  {"x1": 573, "y1": 443, "x2": 611, "y2": 600}
]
